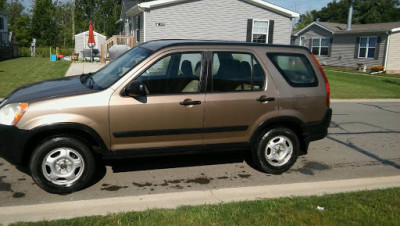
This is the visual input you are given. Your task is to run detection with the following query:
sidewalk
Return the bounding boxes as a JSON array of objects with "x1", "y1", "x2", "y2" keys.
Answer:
[
  {"x1": 65, "y1": 62, "x2": 106, "y2": 77},
  {"x1": 0, "y1": 176, "x2": 399, "y2": 224}
]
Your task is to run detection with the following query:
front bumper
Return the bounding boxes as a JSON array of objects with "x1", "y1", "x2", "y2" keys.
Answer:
[{"x1": 0, "y1": 124, "x2": 30, "y2": 165}]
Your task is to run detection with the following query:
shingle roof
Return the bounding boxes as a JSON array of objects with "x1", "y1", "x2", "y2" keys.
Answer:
[
  {"x1": 319, "y1": 21, "x2": 400, "y2": 34},
  {"x1": 293, "y1": 21, "x2": 400, "y2": 36}
]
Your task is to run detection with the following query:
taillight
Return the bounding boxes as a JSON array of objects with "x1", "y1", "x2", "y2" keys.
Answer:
[{"x1": 311, "y1": 54, "x2": 330, "y2": 107}]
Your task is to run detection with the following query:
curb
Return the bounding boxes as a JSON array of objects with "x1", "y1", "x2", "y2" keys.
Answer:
[
  {"x1": 1, "y1": 176, "x2": 399, "y2": 224},
  {"x1": 331, "y1": 99, "x2": 400, "y2": 103}
]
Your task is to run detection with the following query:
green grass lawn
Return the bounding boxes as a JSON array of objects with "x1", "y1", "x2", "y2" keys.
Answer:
[
  {"x1": 324, "y1": 67, "x2": 400, "y2": 99},
  {"x1": 12, "y1": 188, "x2": 400, "y2": 226},
  {"x1": 0, "y1": 57, "x2": 70, "y2": 98}
]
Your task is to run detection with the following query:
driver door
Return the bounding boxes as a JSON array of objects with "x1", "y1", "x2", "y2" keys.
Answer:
[{"x1": 109, "y1": 52, "x2": 205, "y2": 152}]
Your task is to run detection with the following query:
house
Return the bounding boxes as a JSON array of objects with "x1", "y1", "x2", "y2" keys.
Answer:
[
  {"x1": 118, "y1": 0, "x2": 299, "y2": 45},
  {"x1": 292, "y1": 21, "x2": 400, "y2": 74},
  {"x1": 0, "y1": 11, "x2": 9, "y2": 46},
  {"x1": 74, "y1": 30, "x2": 106, "y2": 59},
  {"x1": 0, "y1": 10, "x2": 17, "y2": 58}
]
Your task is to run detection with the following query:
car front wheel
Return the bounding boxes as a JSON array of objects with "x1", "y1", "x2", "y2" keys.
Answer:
[{"x1": 29, "y1": 137, "x2": 96, "y2": 194}]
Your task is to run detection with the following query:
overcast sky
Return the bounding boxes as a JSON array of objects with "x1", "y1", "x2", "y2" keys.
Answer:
[{"x1": 19, "y1": 0, "x2": 335, "y2": 15}]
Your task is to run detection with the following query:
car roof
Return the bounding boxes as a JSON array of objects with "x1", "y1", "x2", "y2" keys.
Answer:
[{"x1": 139, "y1": 39, "x2": 310, "y2": 53}]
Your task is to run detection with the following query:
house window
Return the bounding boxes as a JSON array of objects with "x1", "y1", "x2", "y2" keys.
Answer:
[
  {"x1": 252, "y1": 20, "x2": 269, "y2": 43},
  {"x1": 299, "y1": 36, "x2": 306, "y2": 46},
  {"x1": 311, "y1": 38, "x2": 330, "y2": 56},
  {"x1": 359, "y1": 37, "x2": 377, "y2": 58}
]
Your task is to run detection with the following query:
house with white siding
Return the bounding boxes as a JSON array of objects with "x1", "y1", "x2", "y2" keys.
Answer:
[
  {"x1": 292, "y1": 21, "x2": 400, "y2": 74},
  {"x1": 118, "y1": 0, "x2": 299, "y2": 45}
]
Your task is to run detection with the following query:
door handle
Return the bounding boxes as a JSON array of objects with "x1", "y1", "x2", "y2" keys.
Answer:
[
  {"x1": 180, "y1": 100, "x2": 202, "y2": 106},
  {"x1": 256, "y1": 96, "x2": 275, "y2": 102}
]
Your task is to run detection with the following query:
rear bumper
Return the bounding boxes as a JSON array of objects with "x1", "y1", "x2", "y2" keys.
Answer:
[
  {"x1": 304, "y1": 108, "x2": 332, "y2": 142},
  {"x1": 0, "y1": 124, "x2": 30, "y2": 165}
]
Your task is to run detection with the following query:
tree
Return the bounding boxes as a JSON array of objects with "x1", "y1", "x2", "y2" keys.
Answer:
[
  {"x1": 7, "y1": 0, "x2": 24, "y2": 27},
  {"x1": 11, "y1": 14, "x2": 31, "y2": 47},
  {"x1": 31, "y1": 0, "x2": 57, "y2": 46},
  {"x1": 74, "y1": 0, "x2": 122, "y2": 38},
  {"x1": 0, "y1": 0, "x2": 6, "y2": 11},
  {"x1": 54, "y1": 0, "x2": 74, "y2": 48},
  {"x1": 7, "y1": 0, "x2": 32, "y2": 47},
  {"x1": 296, "y1": 0, "x2": 400, "y2": 28}
]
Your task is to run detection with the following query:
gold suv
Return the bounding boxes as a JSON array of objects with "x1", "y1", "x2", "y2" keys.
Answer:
[{"x1": 0, "y1": 40, "x2": 331, "y2": 193}]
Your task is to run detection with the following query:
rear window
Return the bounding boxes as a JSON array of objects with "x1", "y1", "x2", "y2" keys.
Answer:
[{"x1": 267, "y1": 53, "x2": 318, "y2": 87}]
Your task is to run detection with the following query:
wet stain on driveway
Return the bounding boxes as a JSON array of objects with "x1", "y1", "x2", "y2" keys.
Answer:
[
  {"x1": 297, "y1": 161, "x2": 330, "y2": 175},
  {"x1": 0, "y1": 175, "x2": 12, "y2": 192},
  {"x1": 101, "y1": 185, "x2": 128, "y2": 191}
]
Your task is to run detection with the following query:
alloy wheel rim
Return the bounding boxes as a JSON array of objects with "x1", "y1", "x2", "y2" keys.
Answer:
[
  {"x1": 41, "y1": 147, "x2": 85, "y2": 186},
  {"x1": 265, "y1": 135, "x2": 293, "y2": 167}
]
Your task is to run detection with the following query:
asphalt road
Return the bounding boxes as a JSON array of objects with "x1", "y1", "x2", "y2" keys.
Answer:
[{"x1": 1, "y1": 100, "x2": 399, "y2": 207}]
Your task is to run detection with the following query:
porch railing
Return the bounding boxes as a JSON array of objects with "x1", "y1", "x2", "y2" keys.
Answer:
[
  {"x1": 101, "y1": 35, "x2": 134, "y2": 63},
  {"x1": 0, "y1": 32, "x2": 9, "y2": 46}
]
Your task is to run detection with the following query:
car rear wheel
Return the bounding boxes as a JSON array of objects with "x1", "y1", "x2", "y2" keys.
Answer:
[
  {"x1": 29, "y1": 137, "x2": 96, "y2": 194},
  {"x1": 253, "y1": 127, "x2": 299, "y2": 174}
]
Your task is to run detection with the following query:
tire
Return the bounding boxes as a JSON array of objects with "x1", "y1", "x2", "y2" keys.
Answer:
[
  {"x1": 29, "y1": 137, "x2": 97, "y2": 194},
  {"x1": 252, "y1": 127, "x2": 299, "y2": 174}
]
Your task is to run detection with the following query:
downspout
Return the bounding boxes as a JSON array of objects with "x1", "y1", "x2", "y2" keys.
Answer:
[
  {"x1": 143, "y1": 11, "x2": 146, "y2": 43},
  {"x1": 384, "y1": 31, "x2": 391, "y2": 71}
]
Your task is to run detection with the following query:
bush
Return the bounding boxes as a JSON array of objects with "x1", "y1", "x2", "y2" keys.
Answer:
[
  {"x1": 18, "y1": 46, "x2": 75, "y2": 58},
  {"x1": 19, "y1": 47, "x2": 31, "y2": 57},
  {"x1": 371, "y1": 65, "x2": 384, "y2": 72}
]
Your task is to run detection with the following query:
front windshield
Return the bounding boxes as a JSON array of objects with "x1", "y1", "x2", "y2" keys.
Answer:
[{"x1": 89, "y1": 46, "x2": 152, "y2": 89}]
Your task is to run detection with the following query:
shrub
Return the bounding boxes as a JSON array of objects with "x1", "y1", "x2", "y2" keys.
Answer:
[
  {"x1": 371, "y1": 65, "x2": 384, "y2": 72},
  {"x1": 18, "y1": 46, "x2": 75, "y2": 58}
]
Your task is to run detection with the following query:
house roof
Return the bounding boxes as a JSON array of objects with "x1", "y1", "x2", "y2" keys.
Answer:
[
  {"x1": 126, "y1": 0, "x2": 299, "y2": 18},
  {"x1": 294, "y1": 21, "x2": 400, "y2": 36}
]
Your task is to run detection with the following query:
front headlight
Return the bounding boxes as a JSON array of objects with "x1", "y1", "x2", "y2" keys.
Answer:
[{"x1": 0, "y1": 103, "x2": 29, "y2": 126}]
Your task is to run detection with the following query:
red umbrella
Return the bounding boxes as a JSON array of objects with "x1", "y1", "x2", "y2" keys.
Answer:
[
  {"x1": 88, "y1": 21, "x2": 95, "y2": 62},
  {"x1": 88, "y1": 21, "x2": 95, "y2": 46}
]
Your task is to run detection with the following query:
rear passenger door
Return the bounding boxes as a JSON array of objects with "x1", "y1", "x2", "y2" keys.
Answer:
[{"x1": 203, "y1": 51, "x2": 279, "y2": 146}]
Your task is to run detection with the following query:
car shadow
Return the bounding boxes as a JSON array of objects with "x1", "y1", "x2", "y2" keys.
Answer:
[{"x1": 104, "y1": 150, "x2": 256, "y2": 173}]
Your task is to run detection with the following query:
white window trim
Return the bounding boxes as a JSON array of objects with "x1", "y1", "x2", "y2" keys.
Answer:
[
  {"x1": 358, "y1": 36, "x2": 377, "y2": 59},
  {"x1": 251, "y1": 19, "x2": 269, "y2": 43},
  {"x1": 311, "y1": 37, "x2": 330, "y2": 56}
]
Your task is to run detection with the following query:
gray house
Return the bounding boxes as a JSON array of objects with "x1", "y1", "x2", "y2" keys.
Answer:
[
  {"x1": 119, "y1": 0, "x2": 299, "y2": 45},
  {"x1": 0, "y1": 10, "x2": 18, "y2": 58},
  {"x1": 0, "y1": 11, "x2": 8, "y2": 46},
  {"x1": 292, "y1": 21, "x2": 400, "y2": 74}
]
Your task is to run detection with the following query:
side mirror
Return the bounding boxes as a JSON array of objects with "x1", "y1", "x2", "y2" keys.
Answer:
[{"x1": 124, "y1": 81, "x2": 146, "y2": 97}]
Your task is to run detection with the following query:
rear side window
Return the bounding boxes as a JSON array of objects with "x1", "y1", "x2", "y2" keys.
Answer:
[
  {"x1": 267, "y1": 53, "x2": 318, "y2": 87},
  {"x1": 212, "y1": 52, "x2": 265, "y2": 92}
]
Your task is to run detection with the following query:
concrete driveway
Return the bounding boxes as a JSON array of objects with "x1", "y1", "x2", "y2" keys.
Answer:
[{"x1": 64, "y1": 62, "x2": 105, "y2": 77}]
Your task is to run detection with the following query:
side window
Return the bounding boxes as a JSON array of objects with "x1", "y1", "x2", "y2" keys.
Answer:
[
  {"x1": 212, "y1": 52, "x2": 265, "y2": 92},
  {"x1": 267, "y1": 53, "x2": 318, "y2": 87},
  {"x1": 136, "y1": 53, "x2": 202, "y2": 94}
]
